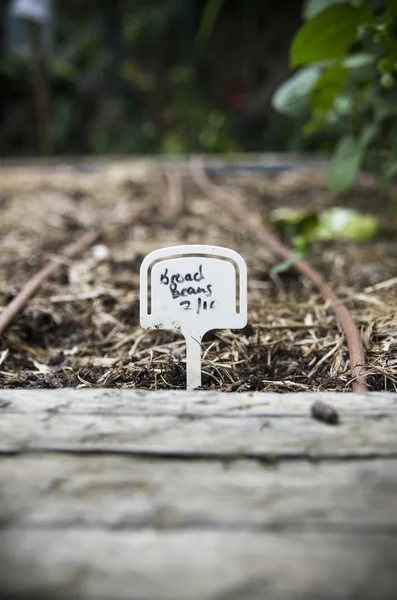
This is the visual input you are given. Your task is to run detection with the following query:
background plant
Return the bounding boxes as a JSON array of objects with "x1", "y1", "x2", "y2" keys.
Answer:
[
  {"x1": 273, "y1": 0, "x2": 397, "y2": 194},
  {"x1": 0, "y1": 0, "x2": 300, "y2": 156}
]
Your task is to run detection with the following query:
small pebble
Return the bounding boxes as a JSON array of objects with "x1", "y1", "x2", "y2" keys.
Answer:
[
  {"x1": 311, "y1": 401, "x2": 339, "y2": 425},
  {"x1": 92, "y1": 244, "x2": 109, "y2": 259}
]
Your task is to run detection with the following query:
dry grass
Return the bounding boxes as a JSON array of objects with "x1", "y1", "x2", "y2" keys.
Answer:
[{"x1": 0, "y1": 160, "x2": 396, "y2": 392}]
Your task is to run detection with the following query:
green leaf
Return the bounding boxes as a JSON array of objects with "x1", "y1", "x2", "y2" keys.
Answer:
[
  {"x1": 291, "y1": 4, "x2": 361, "y2": 67},
  {"x1": 303, "y1": 0, "x2": 349, "y2": 20},
  {"x1": 382, "y1": 161, "x2": 397, "y2": 183},
  {"x1": 196, "y1": 0, "x2": 228, "y2": 45},
  {"x1": 310, "y1": 63, "x2": 348, "y2": 112},
  {"x1": 303, "y1": 114, "x2": 328, "y2": 136},
  {"x1": 271, "y1": 254, "x2": 302, "y2": 274},
  {"x1": 162, "y1": 134, "x2": 186, "y2": 155},
  {"x1": 329, "y1": 136, "x2": 363, "y2": 195},
  {"x1": 341, "y1": 214, "x2": 379, "y2": 241},
  {"x1": 315, "y1": 208, "x2": 379, "y2": 241},
  {"x1": 333, "y1": 94, "x2": 353, "y2": 115},
  {"x1": 272, "y1": 66, "x2": 321, "y2": 116},
  {"x1": 380, "y1": 72, "x2": 395, "y2": 89},
  {"x1": 271, "y1": 207, "x2": 317, "y2": 227},
  {"x1": 377, "y1": 57, "x2": 394, "y2": 73},
  {"x1": 328, "y1": 124, "x2": 377, "y2": 194},
  {"x1": 343, "y1": 53, "x2": 375, "y2": 68},
  {"x1": 359, "y1": 122, "x2": 378, "y2": 149}
]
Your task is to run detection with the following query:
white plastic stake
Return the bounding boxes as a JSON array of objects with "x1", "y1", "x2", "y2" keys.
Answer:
[{"x1": 140, "y1": 245, "x2": 247, "y2": 390}]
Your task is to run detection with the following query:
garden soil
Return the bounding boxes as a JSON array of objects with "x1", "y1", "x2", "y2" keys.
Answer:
[{"x1": 0, "y1": 159, "x2": 396, "y2": 392}]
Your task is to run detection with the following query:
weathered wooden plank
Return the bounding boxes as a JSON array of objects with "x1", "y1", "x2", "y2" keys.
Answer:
[
  {"x1": 1, "y1": 389, "x2": 396, "y2": 416},
  {"x1": 1, "y1": 455, "x2": 396, "y2": 529},
  {"x1": 1, "y1": 410, "x2": 397, "y2": 458},
  {"x1": 1, "y1": 390, "x2": 396, "y2": 599},
  {"x1": 1, "y1": 390, "x2": 396, "y2": 459},
  {"x1": 1, "y1": 530, "x2": 396, "y2": 600}
]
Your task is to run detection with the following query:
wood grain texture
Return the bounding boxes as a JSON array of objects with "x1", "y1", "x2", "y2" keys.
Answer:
[
  {"x1": 0, "y1": 389, "x2": 397, "y2": 599},
  {"x1": 1, "y1": 530, "x2": 397, "y2": 600},
  {"x1": 0, "y1": 390, "x2": 396, "y2": 459},
  {"x1": 1, "y1": 455, "x2": 397, "y2": 529},
  {"x1": 1, "y1": 388, "x2": 396, "y2": 415}
]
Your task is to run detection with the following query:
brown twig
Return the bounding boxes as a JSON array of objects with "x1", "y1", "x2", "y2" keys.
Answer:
[
  {"x1": 0, "y1": 231, "x2": 99, "y2": 336},
  {"x1": 190, "y1": 157, "x2": 368, "y2": 392},
  {"x1": 0, "y1": 205, "x2": 151, "y2": 337}
]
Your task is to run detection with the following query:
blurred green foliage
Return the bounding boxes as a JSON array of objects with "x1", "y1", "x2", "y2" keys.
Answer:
[
  {"x1": 0, "y1": 0, "x2": 303, "y2": 156},
  {"x1": 273, "y1": 0, "x2": 397, "y2": 193},
  {"x1": 5, "y1": 0, "x2": 396, "y2": 180}
]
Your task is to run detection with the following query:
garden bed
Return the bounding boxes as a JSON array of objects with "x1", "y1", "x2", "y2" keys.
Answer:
[{"x1": 0, "y1": 158, "x2": 396, "y2": 392}]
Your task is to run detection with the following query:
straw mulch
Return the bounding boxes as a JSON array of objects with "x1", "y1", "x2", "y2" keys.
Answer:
[{"x1": 0, "y1": 160, "x2": 396, "y2": 392}]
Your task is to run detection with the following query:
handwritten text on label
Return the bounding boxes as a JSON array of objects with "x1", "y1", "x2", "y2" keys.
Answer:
[{"x1": 159, "y1": 264, "x2": 216, "y2": 313}]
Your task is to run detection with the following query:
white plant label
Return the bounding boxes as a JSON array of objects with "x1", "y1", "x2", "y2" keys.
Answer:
[{"x1": 140, "y1": 245, "x2": 247, "y2": 390}]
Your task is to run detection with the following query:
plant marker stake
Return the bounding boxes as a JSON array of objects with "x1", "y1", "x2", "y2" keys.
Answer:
[{"x1": 140, "y1": 245, "x2": 247, "y2": 390}]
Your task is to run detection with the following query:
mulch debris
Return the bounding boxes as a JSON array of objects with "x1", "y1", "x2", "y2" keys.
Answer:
[{"x1": 0, "y1": 160, "x2": 396, "y2": 392}]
